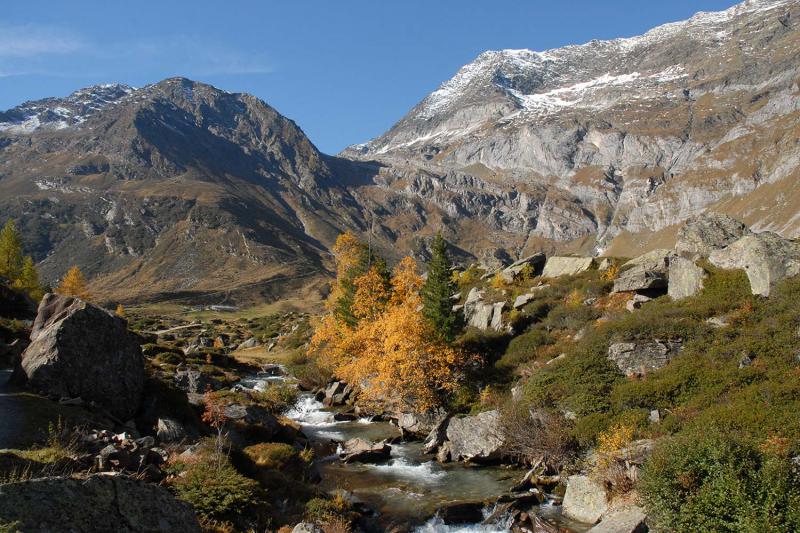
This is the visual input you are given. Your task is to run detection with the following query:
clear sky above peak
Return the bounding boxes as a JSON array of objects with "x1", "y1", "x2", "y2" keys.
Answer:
[{"x1": 1, "y1": 0, "x2": 740, "y2": 154}]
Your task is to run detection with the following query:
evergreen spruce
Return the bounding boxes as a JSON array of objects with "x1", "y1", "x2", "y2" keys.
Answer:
[{"x1": 422, "y1": 233, "x2": 459, "y2": 341}]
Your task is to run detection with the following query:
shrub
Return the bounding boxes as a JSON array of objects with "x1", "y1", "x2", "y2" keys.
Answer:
[
  {"x1": 171, "y1": 458, "x2": 260, "y2": 521},
  {"x1": 497, "y1": 328, "x2": 553, "y2": 369},
  {"x1": 305, "y1": 494, "x2": 351, "y2": 522},
  {"x1": 640, "y1": 431, "x2": 800, "y2": 532},
  {"x1": 251, "y1": 384, "x2": 300, "y2": 416},
  {"x1": 243, "y1": 443, "x2": 298, "y2": 470},
  {"x1": 498, "y1": 402, "x2": 577, "y2": 467}
]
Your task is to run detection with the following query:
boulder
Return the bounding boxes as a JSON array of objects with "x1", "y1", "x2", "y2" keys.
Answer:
[
  {"x1": 608, "y1": 340, "x2": 682, "y2": 377},
  {"x1": 339, "y1": 438, "x2": 391, "y2": 463},
  {"x1": 500, "y1": 253, "x2": 546, "y2": 282},
  {"x1": 587, "y1": 505, "x2": 648, "y2": 533},
  {"x1": 676, "y1": 212, "x2": 749, "y2": 259},
  {"x1": 668, "y1": 257, "x2": 706, "y2": 300},
  {"x1": 490, "y1": 302, "x2": 505, "y2": 331},
  {"x1": 396, "y1": 408, "x2": 447, "y2": 437},
  {"x1": 513, "y1": 293, "x2": 535, "y2": 309},
  {"x1": 292, "y1": 524, "x2": 324, "y2": 533},
  {"x1": 223, "y1": 403, "x2": 280, "y2": 445},
  {"x1": 562, "y1": 475, "x2": 608, "y2": 524},
  {"x1": 156, "y1": 417, "x2": 186, "y2": 443},
  {"x1": 237, "y1": 337, "x2": 259, "y2": 350},
  {"x1": 422, "y1": 415, "x2": 451, "y2": 454},
  {"x1": 436, "y1": 501, "x2": 485, "y2": 524},
  {"x1": 0, "y1": 474, "x2": 201, "y2": 532},
  {"x1": 174, "y1": 366, "x2": 211, "y2": 394},
  {"x1": 709, "y1": 232, "x2": 800, "y2": 297},
  {"x1": 466, "y1": 302, "x2": 494, "y2": 330},
  {"x1": 542, "y1": 257, "x2": 594, "y2": 278},
  {"x1": 19, "y1": 294, "x2": 145, "y2": 420},
  {"x1": 445, "y1": 410, "x2": 505, "y2": 463},
  {"x1": 625, "y1": 293, "x2": 651, "y2": 312},
  {"x1": 613, "y1": 250, "x2": 673, "y2": 293}
]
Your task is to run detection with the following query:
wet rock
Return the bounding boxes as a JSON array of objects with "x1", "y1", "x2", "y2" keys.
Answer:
[
  {"x1": 542, "y1": 257, "x2": 593, "y2": 278},
  {"x1": 562, "y1": 475, "x2": 608, "y2": 524},
  {"x1": 676, "y1": 212, "x2": 749, "y2": 259},
  {"x1": 333, "y1": 412, "x2": 357, "y2": 422},
  {"x1": 587, "y1": 505, "x2": 648, "y2": 533},
  {"x1": 668, "y1": 256, "x2": 706, "y2": 300},
  {"x1": 157, "y1": 417, "x2": 186, "y2": 443},
  {"x1": 19, "y1": 294, "x2": 145, "y2": 421},
  {"x1": 436, "y1": 501, "x2": 485, "y2": 524},
  {"x1": 608, "y1": 340, "x2": 682, "y2": 377},
  {"x1": 339, "y1": 438, "x2": 391, "y2": 463},
  {"x1": 709, "y1": 232, "x2": 800, "y2": 297},
  {"x1": 0, "y1": 474, "x2": 201, "y2": 532},
  {"x1": 445, "y1": 410, "x2": 505, "y2": 463}
]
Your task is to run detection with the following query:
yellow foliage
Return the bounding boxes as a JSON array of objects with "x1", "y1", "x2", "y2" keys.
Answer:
[
  {"x1": 566, "y1": 288, "x2": 583, "y2": 307},
  {"x1": 490, "y1": 272, "x2": 506, "y2": 290},
  {"x1": 57, "y1": 266, "x2": 91, "y2": 301},
  {"x1": 326, "y1": 231, "x2": 367, "y2": 311},
  {"x1": 597, "y1": 422, "x2": 635, "y2": 468},
  {"x1": 115, "y1": 304, "x2": 125, "y2": 317},
  {"x1": 310, "y1": 256, "x2": 470, "y2": 410},
  {"x1": 601, "y1": 263, "x2": 620, "y2": 281}
]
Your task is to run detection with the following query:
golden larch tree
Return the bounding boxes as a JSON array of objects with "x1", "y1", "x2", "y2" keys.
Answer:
[{"x1": 57, "y1": 266, "x2": 91, "y2": 301}]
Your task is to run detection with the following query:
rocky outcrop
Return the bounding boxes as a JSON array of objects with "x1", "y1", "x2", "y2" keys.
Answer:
[
  {"x1": 500, "y1": 253, "x2": 546, "y2": 282},
  {"x1": 0, "y1": 473, "x2": 201, "y2": 532},
  {"x1": 444, "y1": 410, "x2": 505, "y2": 463},
  {"x1": 19, "y1": 294, "x2": 145, "y2": 420},
  {"x1": 668, "y1": 257, "x2": 706, "y2": 300},
  {"x1": 463, "y1": 288, "x2": 505, "y2": 331},
  {"x1": 542, "y1": 257, "x2": 593, "y2": 278},
  {"x1": 339, "y1": 438, "x2": 391, "y2": 463},
  {"x1": 156, "y1": 417, "x2": 186, "y2": 443},
  {"x1": 675, "y1": 213, "x2": 750, "y2": 259},
  {"x1": 562, "y1": 475, "x2": 608, "y2": 524},
  {"x1": 587, "y1": 505, "x2": 648, "y2": 533},
  {"x1": 318, "y1": 380, "x2": 356, "y2": 406},
  {"x1": 709, "y1": 232, "x2": 800, "y2": 297},
  {"x1": 608, "y1": 340, "x2": 682, "y2": 377},
  {"x1": 613, "y1": 250, "x2": 673, "y2": 293},
  {"x1": 395, "y1": 408, "x2": 447, "y2": 438}
]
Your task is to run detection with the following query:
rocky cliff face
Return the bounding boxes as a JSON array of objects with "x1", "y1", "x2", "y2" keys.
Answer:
[{"x1": 345, "y1": 0, "x2": 800, "y2": 256}]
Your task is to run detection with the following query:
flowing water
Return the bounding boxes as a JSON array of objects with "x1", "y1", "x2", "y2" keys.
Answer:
[{"x1": 249, "y1": 372, "x2": 589, "y2": 532}]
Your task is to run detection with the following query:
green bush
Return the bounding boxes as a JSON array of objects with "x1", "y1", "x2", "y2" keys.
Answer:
[
  {"x1": 172, "y1": 457, "x2": 261, "y2": 521},
  {"x1": 243, "y1": 443, "x2": 298, "y2": 470},
  {"x1": 640, "y1": 431, "x2": 800, "y2": 532},
  {"x1": 497, "y1": 328, "x2": 553, "y2": 369}
]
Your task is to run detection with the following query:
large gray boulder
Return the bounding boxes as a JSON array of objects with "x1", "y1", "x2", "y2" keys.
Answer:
[
  {"x1": 396, "y1": 408, "x2": 447, "y2": 437},
  {"x1": 19, "y1": 294, "x2": 145, "y2": 420},
  {"x1": 709, "y1": 232, "x2": 800, "y2": 297},
  {"x1": 339, "y1": 438, "x2": 391, "y2": 463},
  {"x1": 608, "y1": 340, "x2": 682, "y2": 377},
  {"x1": 675, "y1": 212, "x2": 749, "y2": 259},
  {"x1": 542, "y1": 257, "x2": 594, "y2": 278},
  {"x1": 445, "y1": 409, "x2": 505, "y2": 462},
  {"x1": 613, "y1": 250, "x2": 673, "y2": 293},
  {"x1": 587, "y1": 505, "x2": 648, "y2": 533},
  {"x1": 668, "y1": 257, "x2": 706, "y2": 300},
  {"x1": 562, "y1": 475, "x2": 608, "y2": 524},
  {"x1": 0, "y1": 474, "x2": 201, "y2": 532},
  {"x1": 500, "y1": 253, "x2": 546, "y2": 282}
]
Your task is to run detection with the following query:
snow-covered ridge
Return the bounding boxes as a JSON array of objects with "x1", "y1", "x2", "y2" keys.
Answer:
[
  {"x1": 0, "y1": 83, "x2": 134, "y2": 134},
  {"x1": 411, "y1": 0, "x2": 792, "y2": 123}
]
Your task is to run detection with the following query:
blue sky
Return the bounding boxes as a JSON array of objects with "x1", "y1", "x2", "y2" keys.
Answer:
[{"x1": 2, "y1": 0, "x2": 739, "y2": 154}]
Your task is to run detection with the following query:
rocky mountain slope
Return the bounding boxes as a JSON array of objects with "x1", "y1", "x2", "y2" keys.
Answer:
[
  {"x1": 0, "y1": 78, "x2": 374, "y2": 303},
  {"x1": 345, "y1": 0, "x2": 800, "y2": 256},
  {"x1": 2, "y1": 0, "x2": 799, "y2": 303}
]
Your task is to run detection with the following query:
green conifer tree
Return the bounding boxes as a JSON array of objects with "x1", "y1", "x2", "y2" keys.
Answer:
[
  {"x1": 422, "y1": 233, "x2": 459, "y2": 341},
  {"x1": 13, "y1": 256, "x2": 44, "y2": 302}
]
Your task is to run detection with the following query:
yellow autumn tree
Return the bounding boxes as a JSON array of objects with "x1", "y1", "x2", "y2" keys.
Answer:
[
  {"x1": 115, "y1": 304, "x2": 125, "y2": 317},
  {"x1": 57, "y1": 266, "x2": 91, "y2": 301},
  {"x1": 310, "y1": 254, "x2": 470, "y2": 410}
]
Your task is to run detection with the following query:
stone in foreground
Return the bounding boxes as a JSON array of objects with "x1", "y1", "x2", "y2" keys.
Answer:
[
  {"x1": 0, "y1": 474, "x2": 201, "y2": 532},
  {"x1": 339, "y1": 438, "x2": 391, "y2": 463},
  {"x1": 445, "y1": 409, "x2": 505, "y2": 462},
  {"x1": 587, "y1": 505, "x2": 648, "y2": 533},
  {"x1": 562, "y1": 475, "x2": 609, "y2": 524},
  {"x1": 608, "y1": 340, "x2": 682, "y2": 377},
  {"x1": 20, "y1": 294, "x2": 145, "y2": 420},
  {"x1": 668, "y1": 257, "x2": 706, "y2": 300}
]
